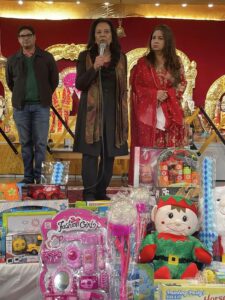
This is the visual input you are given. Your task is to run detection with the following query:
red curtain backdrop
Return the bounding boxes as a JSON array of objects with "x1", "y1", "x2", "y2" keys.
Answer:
[{"x1": 0, "y1": 17, "x2": 225, "y2": 107}]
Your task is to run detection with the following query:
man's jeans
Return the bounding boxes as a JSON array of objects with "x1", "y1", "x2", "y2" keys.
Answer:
[{"x1": 13, "y1": 104, "x2": 50, "y2": 182}]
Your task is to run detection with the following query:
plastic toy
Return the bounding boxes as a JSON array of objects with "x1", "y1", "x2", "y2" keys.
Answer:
[
  {"x1": 12, "y1": 235, "x2": 27, "y2": 253},
  {"x1": 39, "y1": 208, "x2": 109, "y2": 300},
  {"x1": 0, "y1": 183, "x2": 20, "y2": 201},
  {"x1": 12, "y1": 234, "x2": 42, "y2": 254},
  {"x1": 27, "y1": 184, "x2": 66, "y2": 200},
  {"x1": 26, "y1": 234, "x2": 42, "y2": 255},
  {"x1": 108, "y1": 199, "x2": 137, "y2": 300},
  {"x1": 133, "y1": 147, "x2": 162, "y2": 187},
  {"x1": 6, "y1": 233, "x2": 43, "y2": 263},
  {"x1": 139, "y1": 195, "x2": 212, "y2": 279},
  {"x1": 41, "y1": 161, "x2": 70, "y2": 185},
  {"x1": 157, "y1": 148, "x2": 199, "y2": 187},
  {"x1": 129, "y1": 187, "x2": 152, "y2": 261},
  {"x1": 199, "y1": 156, "x2": 217, "y2": 254}
]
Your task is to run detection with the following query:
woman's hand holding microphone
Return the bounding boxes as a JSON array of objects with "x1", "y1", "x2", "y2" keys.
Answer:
[{"x1": 93, "y1": 56, "x2": 106, "y2": 71}]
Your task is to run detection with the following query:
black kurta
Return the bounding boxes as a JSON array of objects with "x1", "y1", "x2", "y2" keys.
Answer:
[{"x1": 74, "y1": 50, "x2": 128, "y2": 157}]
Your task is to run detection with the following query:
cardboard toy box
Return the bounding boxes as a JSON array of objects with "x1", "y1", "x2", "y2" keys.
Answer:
[
  {"x1": 158, "y1": 283, "x2": 225, "y2": 300},
  {"x1": 133, "y1": 147, "x2": 163, "y2": 187},
  {"x1": 3, "y1": 210, "x2": 57, "y2": 263},
  {"x1": 0, "y1": 183, "x2": 20, "y2": 201},
  {"x1": 0, "y1": 200, "x2": 68, "y2": 263},
  {"x1": 0, "y1": 199, "x2": 69, "y2": 215},
  {"x1": 6, "y1": 232, "x2": 42, "y2": 264},
  {"x1": 75, "y1": 200, "x2": 110, "y2": 217}
]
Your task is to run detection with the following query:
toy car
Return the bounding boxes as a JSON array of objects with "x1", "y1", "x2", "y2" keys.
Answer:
[
  {"x1": 27, "y1": 185, "x2": 65, "y2": 200},
  {"x1": 26, "y1": 234, "x2": 42, "y2": 255},
  {"x1": 12, "y1": 234, "x2": 42, "y2": 255}
]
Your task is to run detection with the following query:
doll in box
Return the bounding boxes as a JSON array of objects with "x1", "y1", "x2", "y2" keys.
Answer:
[{"x1": 139, "y1": 195, "x2": 212, "y2": 279}]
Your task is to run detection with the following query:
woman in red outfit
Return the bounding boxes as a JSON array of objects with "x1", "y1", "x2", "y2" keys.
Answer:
[{"x1": 129, "y1": 24, "x2": 187, "y2": 184}]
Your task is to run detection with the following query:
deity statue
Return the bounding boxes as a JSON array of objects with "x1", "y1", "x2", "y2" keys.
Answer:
[
  {"x1": 214, "y1": 92, "x2": 225, "y2": 134},
  {"x1": 50, "y1": 77, "x2": 73, "y2": 133},
  {"x1": 0, "y1": 95, "x2": 6, "y2": 121}
]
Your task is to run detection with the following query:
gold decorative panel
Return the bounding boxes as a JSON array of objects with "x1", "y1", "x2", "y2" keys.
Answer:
[
  {"x1": 205, "y1": 75, "x2": 225, "y2": 120},
  {"x1": 46, "y1": 43, "x2": 86, "y2": 61}
]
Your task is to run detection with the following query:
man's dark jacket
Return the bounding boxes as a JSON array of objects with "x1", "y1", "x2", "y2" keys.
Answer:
[{"x1": 6, "y1": 47, "x2": 59, "y2": 109}]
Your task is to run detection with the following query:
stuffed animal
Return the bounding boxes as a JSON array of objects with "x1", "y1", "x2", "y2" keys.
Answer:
[{"x1": 139, "y1": 195, "x2": 212, "y2": 279}]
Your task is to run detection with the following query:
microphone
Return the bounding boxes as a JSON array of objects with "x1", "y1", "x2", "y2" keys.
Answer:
[{"x1": 99, "y1": 42, "x2": 106, "y2": 56}]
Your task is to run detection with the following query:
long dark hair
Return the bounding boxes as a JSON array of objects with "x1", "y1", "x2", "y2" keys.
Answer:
[
  {"x1": 146, "y1": 24, "x2": 182, "y2": 86},
  {"x1": 87, "y1": 18, "x2": 121, "y2": 68}
]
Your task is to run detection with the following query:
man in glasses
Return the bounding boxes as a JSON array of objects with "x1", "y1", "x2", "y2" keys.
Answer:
[{"x1": 6, "y1": 25, "x2": 59, "y2": 184}]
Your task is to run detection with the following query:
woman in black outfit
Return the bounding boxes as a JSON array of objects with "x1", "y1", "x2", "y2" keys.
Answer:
[{"x1": 74, "y1": 18, "x2": 128, "y2": 201}]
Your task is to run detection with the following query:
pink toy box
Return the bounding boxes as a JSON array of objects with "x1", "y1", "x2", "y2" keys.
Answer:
[
  {"x1": 39, "y1": 208, "x2": 109, "y2": 300},
  {"x1": 133, "y1": 147, "x2": 163, "y2": 187}
]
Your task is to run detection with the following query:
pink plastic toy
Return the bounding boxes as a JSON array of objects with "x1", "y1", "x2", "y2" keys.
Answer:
[
  {"x1": 65, "y1": 244, "x2": 81, "y2": 269},
  {"x1": 39, "y1": 208, "x2": 109, "y2": 300}
]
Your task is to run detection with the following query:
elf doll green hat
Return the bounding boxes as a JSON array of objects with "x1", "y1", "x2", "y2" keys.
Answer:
[{"x1": 157, "y1": 195, "x2": 198, "y2": 215}]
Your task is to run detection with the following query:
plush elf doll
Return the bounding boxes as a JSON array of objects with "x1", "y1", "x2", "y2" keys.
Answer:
[{"x1": 139, "y1": 195, "x2": 212, "y2": 279}]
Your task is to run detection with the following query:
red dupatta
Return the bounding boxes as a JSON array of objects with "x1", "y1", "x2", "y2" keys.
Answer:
[{"x1": 150, "y1": 66, "x2": 184, "y2": 128}]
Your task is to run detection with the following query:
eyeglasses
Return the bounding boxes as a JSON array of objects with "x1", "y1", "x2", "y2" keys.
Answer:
[{"x1": 18, "y1": 33, "x2": 33, "y2": 38}]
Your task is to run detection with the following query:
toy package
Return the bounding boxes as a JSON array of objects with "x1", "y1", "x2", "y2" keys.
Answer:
[
  {"x1": 41, "y1": 161, "x2": 70, "y2": 185},
  {"x1": 39, "y1": 208, "x2": 109, "y2": 300},
  {"x1": 158, "y1": 283, "x2": 225, "y2": 300},
  {"x1": 107, "y1": 197, "x2": 137, "y2": 299},
  {"x1": 0, "y1": 183, "x2": 20, "y2": 201},
  {"x1": 199, "y1": 155, "x2": 218, "y2": 256},
  {"x1": 0, "y1": 200, "x2": 67, "y2": 263},
  {"x1": 25, "y1": 184, "x2": 67, "y2": 200},
  {"x1": 6, "y1": 232, "x2": 42, "y2": 264},
  {"x1": 157, "y1": 148, "x2": 199, "y2": 188},
  {"x1": 155, "y1": 186, "x2": 200, "y2": 203},
  {"x1": 0, "y1": 227, "x2": 5, "y2": 263},
  {"x1": 133, "y1": 147, "x2": 163, "y2": 187},
  {"x1": 2, "y1": 210, "x2": 56, "y2": 264},
  {"x1": 2, "y1": 211, "x2": 56, "y2": 234},
  {"x1": 0, "y1": 199, "x2": 68, "y2": 215},
  {"x1": 129, "y1": 187, "x2": 154, "y2": 262},
  {"x1": 198, "y1": 155, "x2": 225, "y2": 266}
]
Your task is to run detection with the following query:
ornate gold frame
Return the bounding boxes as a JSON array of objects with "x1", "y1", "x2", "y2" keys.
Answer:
[
  {"x1": 204, "y1": 75, "x2": 225, "y2": 120},
  {"x1": 46, "y1": 43, "x2": 86, "y2": 61}
]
